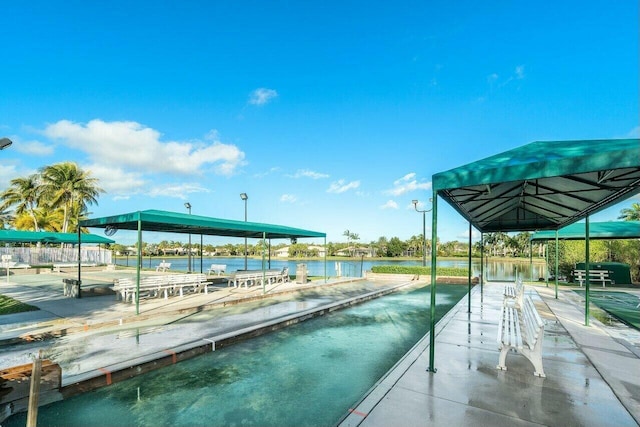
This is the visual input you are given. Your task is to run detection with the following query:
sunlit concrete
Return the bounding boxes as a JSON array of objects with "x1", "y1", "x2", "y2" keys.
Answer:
[
  {"x1": 2, "y1": 272, "x2": 639, "y2": 426},
  {"x1": 339, "y1": 282, "x2": 640, "y2": 427}
]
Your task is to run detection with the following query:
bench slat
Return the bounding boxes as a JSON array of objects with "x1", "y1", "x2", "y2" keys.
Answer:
[{"x1": 497, "y1": 294, "x2": 545, "y2": 377}]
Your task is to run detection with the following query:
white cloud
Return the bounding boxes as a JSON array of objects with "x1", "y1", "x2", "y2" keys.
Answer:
[
  {"x1": 0, "y1": 164, "x2": 18, "y2": 189},
  {"x1": 627, "y1": 126, "x2": 640, "y2": 138},
  {"x1": 327, "y1": 179, "x2": 360, "y2": 194},
  {"x1": 380, "y1": 200, "x2": 398, "y2": 209},
  {"x1": 86, "y1": 163, "x2": 147, "y2": 196},
  {"x1": 253, "y1": 167, "x2": 281, "y2": 178},
  {"x1": 248, "y1": 88, "x2": 278, "y2": 106},
  {"x1": 148, "y1": 183, "x2": 210, "y2": 199},
  {"x1": 43, "y1": 119, "x2": 246, "y2": 176},
  {"x1": 487, "y1": 65, "x2": 526, "y2": 90},
  {"x1": 289, "y1": 169, "x2": 330, "y2": 179},
  {"x1": 280, "y1": 194, "x2": 297, "y2": 203},
  {"x1": 13, "y1": 139, "x2": 54, "y2": 156},
  {"x1": 385, "y1": 173, "x2": 431, "y2": 196}
]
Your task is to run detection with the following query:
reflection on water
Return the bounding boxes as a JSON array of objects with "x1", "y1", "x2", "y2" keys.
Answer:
[
  {"x1": 5, "y1": 285, "x2": 468, "y2": 427},
  {"x1": 117, "y1": 256, "x2": 546, "y2": 280}
]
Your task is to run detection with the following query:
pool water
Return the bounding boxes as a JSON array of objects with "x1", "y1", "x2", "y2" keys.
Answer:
[{"x1": 5, "y1": 284, "x2": 468, "y2": 427}]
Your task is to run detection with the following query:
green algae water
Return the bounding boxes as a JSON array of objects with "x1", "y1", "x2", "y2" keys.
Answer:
[{"x1": 5, "y1": 284, "x2": 467, "y2": 427}]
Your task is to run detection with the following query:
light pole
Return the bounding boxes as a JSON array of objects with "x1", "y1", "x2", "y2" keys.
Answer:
[
  {"x1": 412, "y1": 199, "x2": 433, "y2": 266},
  {"x1": 0, "y1": 138, "x2": 12, "y2": 150},
  {"x1": 184, "y1": 202, "x2": 192, "y2": 273},
  {"x1": 240, "y1": 193, "x2": 248, "y2": 270}
]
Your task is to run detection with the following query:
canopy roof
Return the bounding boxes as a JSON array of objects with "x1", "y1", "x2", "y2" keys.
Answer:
[
  {"x1": 0, "y1": 230, "x2": 115, "y2": 244},
  {"x1": 530, "y1": 221, "x2": 640, "y2": 241},
  {"x1": 432, "y1": 139, "x2": 640, "y2": 232},
  {"x1": 80, "y1": 209, "x2": 326, "y2": 239}
]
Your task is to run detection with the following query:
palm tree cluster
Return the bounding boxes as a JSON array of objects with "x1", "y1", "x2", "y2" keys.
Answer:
[
  {"x1": 0, "y1": 162, "x2": 104, "y2": 233},
  {"x1": 618, "y1": 202, "x2": 640, "y2": 221}
]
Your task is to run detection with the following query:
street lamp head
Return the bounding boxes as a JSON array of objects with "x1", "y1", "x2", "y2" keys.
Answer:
[
  {"x1": 413, "y1": 199, "x2": 433, "y2": 213},
  {"x1": 184, "y1": 202, "x2": 191, "y2": 210},
  {"x1": 240, "y1": 193, "x2": 248, "y2": 201},
  {"x1": 0, "y1": 138, "x2": 12, "y2": 150}
]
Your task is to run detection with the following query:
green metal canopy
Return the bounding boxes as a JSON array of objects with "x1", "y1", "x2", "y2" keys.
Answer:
[
  {"x1": 432, "y1": 139, "x2": 640, "y2": 232},
  {"x1": 530, "y1": 221, "x2": 640, "y2": 241},
  {"x1": 0, "y1": 229, "x2": 115, "y2": 244},
  {"x1": 79, "y1": 209, "x2": 326, "y2": 239},
  {"x1": 425, "y1": 138, "x2": 640, "y2": 374}
]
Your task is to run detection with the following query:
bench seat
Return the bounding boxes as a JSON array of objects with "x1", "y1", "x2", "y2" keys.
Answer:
[
  {"x1": 503, "y1": 279, "x2": 524, "y2": 308},
  {"x1": 497, "y1": 295, "x2": 546, "y2": 377},
  {"x1": 113, "y1": 273, "x2": 209, "y2": 303},
  {"x1": 573, "y1": 269, "x2": 611, "y2": 287},
  {"x1": 227, "y1": 267, "x2": 289, "y2": 288},
  {"x1": 208, "y1": 264, "x2": 227, "y2": 276}
]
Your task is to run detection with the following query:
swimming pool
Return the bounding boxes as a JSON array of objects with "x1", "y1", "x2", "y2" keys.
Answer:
[{"x1": 4, "y1": 283, "x2": 468, "y2": 426}]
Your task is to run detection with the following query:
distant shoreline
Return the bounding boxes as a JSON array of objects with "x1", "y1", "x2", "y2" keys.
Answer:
[{"x1": 115, "y1": 254, "x2": 546, "y2": 263}]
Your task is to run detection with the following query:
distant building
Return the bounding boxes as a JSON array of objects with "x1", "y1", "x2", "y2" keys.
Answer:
[
  {"x1": 335, "y1": 246, "x2": 376, "y2": 257},
  {"x1": 274, "y1": 245, "x2": 326, "y2": 258}
]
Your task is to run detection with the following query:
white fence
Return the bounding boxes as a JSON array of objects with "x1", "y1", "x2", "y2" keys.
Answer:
[{"x1": 0, "y1": 246, "x2": 113, "y2": 266}]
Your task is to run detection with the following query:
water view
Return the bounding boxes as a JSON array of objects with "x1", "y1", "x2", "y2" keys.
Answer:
[
  {"x1": 4, "y1": 284, "x2": 468, "y2": 427},
  {"x1": 115, "y1": 256, "x2": 547, "y2": 281}
]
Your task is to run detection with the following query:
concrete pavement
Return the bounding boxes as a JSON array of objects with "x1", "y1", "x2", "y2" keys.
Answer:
[{"x1": 339, "y1": 282, "x2": 640, "y2": 427}]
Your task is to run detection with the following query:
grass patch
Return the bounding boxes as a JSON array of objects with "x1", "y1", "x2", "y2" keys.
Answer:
[
  {"x1": 0, "y1": 294, "x2": 40, "y2": 316},
  {"x1": 371, "y1": 265, "x2": 468, "y2": 276}
]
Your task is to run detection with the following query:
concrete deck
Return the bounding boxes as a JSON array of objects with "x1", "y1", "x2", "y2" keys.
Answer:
[
  {"x1": 1, "y1": 271, "x2": 639, "y2": 426},
  {"x1": 339, "y1": 282, "x2": 640, "y2": 427}
]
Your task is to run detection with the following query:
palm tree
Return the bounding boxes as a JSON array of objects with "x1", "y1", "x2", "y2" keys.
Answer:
[
  {"x1": 0, "y1": 174, "x2": 43, "y2": 231},
  {"x1": 407, "y1": 234, "x2": 423, "y2": 257},
  {"x1": 618, "y1": 203, "x2": 640, "y2": 221},
  {"x1": 39, "y1": 162, "x2": 103, "y2": 233},
  {"x1": 0, "y1": 209, "x2": 13, "y2": 229}
]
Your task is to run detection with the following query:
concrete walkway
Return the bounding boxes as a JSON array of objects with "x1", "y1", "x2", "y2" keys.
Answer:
[
  {"x1": 339, "y1": 282, "x2": 640, "y2": 427},
  {"x1": 2, "y1": 272, "x2": 639, "y2": 426}
]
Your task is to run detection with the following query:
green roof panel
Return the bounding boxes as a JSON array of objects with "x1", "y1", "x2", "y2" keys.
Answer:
[
  {"x1": 80, "y1": 209, "x2": 326, "y2": 240},
  {"x1": 530, "y1": 221, "x2": 640, "y2": 241},
  {"x1": 0, "y1": 230, "x2": 115, "y2": 244},
  {"x1": 432, "y1": 139, "x2": 640, "y2": 232}
]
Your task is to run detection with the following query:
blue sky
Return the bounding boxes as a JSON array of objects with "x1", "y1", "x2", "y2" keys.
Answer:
[{"x1": 1, "y1": 1, "x2": 638, "y2": 246}]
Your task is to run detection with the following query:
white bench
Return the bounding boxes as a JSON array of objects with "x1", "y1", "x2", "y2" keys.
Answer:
[
  {"x1": 497, "y1": 295, "x2": 546, "y2": 377},
  {"x1": 156, "y1": 261, "x2": 171, "y2": 272},
  {"x1": 113, "y1": 273, "x2": 209, "y2": 303},
  {"x1": 504, "y1": 279, "x2": 524, "y2": 308},
  {"x1": 207, "y1": 264, "x2": 227, "y2": 276},
  {"x1": 573, "y1": 269, "x2": 611, "y2": 287},
  {"x1": 227, "y1": 268, "x2": 289, "y2": 288},
  {"x1": 166, "y1": 273, "x2": 209, "y2": 296},
  {"x1": 52, "y1": 263, "x2": 96, "y2": 272}
]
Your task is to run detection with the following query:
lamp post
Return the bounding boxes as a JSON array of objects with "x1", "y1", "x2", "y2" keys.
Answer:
[
  {"x1": 412, "y1": 199, "x2": 433, "y2": 267},
  {"x1": 184, "y1": 202, "x2": 192, "y2": 273},
  {"x1": 240, "y1": 193, "x2": 248, "y2": 270},
  {"x1": 0, "y1": 138, "x2": 12, "y2": 150}
]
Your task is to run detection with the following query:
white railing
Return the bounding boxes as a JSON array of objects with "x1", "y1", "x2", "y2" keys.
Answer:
[{"x1": 0, "y1": 247, "x2": 112, "y2": 265}]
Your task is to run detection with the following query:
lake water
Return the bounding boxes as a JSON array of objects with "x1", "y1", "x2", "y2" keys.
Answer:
[{"x1": 115, "y1": 256, "x2": 546, "y2": 281}]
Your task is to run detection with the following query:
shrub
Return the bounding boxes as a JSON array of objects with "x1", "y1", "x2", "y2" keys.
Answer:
[{"x1": 371, "y1": 265, "x2": 468, "y2": 277}]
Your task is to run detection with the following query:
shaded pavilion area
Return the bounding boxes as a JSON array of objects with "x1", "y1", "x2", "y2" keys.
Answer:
[
  {"x1": 530, "y1": 220, "x2": 640, "y2": 287},
  {"x1": 428, "y1": 138, "x2": 640, "y2": 372},
  {"x1": 79, "y1": 209, "x2": 326, "y2": 314}
]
